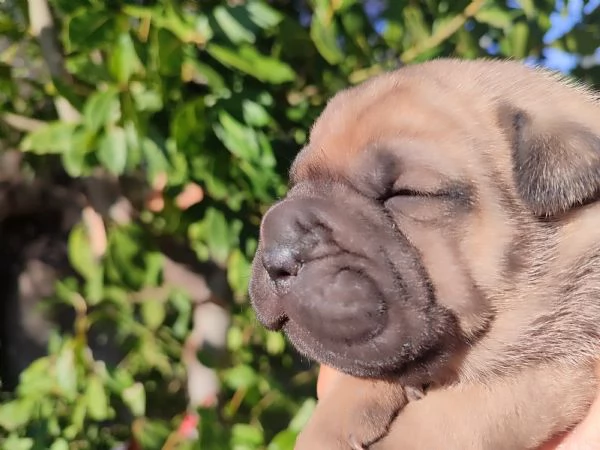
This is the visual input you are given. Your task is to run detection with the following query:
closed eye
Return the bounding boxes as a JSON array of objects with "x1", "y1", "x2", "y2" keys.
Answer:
[{"x1": 379, "y1": 188, "x2": 457, "y2": 202}]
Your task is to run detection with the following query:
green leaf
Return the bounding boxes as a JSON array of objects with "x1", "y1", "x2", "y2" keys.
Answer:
[
  {"x1": 108, "y1": 367, "x2": 135, "y2": 393},
  {"x1": 213, "y1": 6, "x2": 256, "y2": 44},
  {"x1": 122, "y1": 382, "x2": 146, "y2": 417},
  {"x1": 97, "y1": 127, "x2": 128, "y2": 175},
  {"x1": 64, "y1": 8, "x2": 116, "y2": 52},
  {"x1": 227, "y1": 248, "x2": 251, "y2": 297},
  {"x1": 223, "y1": 364, "x2": 258, "y2": 390},
  {"x1": 0, "y1": 400, "x2": 34, "y2": 431},
  {"x1": 2, "y1": 435, "x2": 33, "y2": 450},
  {"x1": 519, "y1": 0, "x2": 536, "y2": 19},
  {"x1": 68, "y1": 223, "x2": 96, "y2": 280},
  {"x1": 130, "y1": 82, "x2": 163, "y2": 112},
  {"x1": 227, "y1": 326, "x2": 244, "y2": 352},
  {"x1": 84, "y1": 264, "x2": 104, "y2": 305},
  {"x1": 310, "y1": 15, "x2": 344, "y2": 64},
  {"x1": 135, "y1": 418, "x2": 171, "y2": 450},
  {"x1": 206, "y1": 44, "x2": 295, "y2": 84},
  {"x1": 55, "y1": 344, "x2": 78, "y2": 399},
  {"x1": 86, "y1": 376, "x2": 110, "y2": 421},
  {"x1": 215, "y1": 111, "x2": 260, "y2": 162},
  {"x1": 156, "y1": 29, "x2": 184, "y2": 76},
  {"x1": 83, "y1": 87, "x2": 121, "y2": 133},
  {"x1": 403, "y1": 6, "x2": 430, "y2": 46},
  {"x1": 20, "y1": 122, "x2": 79, "y2": 155},
  {"x1": 49, "y1": 439, "x2": 69, "y2": 450},
  {"x1": 106, "y1": 227, "x2": 147, "y2": 289},
  {"x1": 141, "y1": 300, "x2": 166, "y2": 330},
  {"x1": 17, "y1": 357, "x2": 55, "y2": 397},
  {"x1": 141, "y1": 135, "x2": 170, "y2": 181},
  {"x1": 143, "y1": 251, "x2": 164, "y2": 286},
  {"x1": 204, "y1": 207, "x2": 231, "y2": 266},
  {"x1": 509, "y1": 22, "x2": 530, "y2": 58},
  {"x1": 247, "y1": 1, "x2": 283, "y2": 28},
  {"x1": 66, "y1": 53, "x2": 112, "y2": 85},
  {"x1": 61, "y1": 127, "x2": 95, "y2": 177},
  {"x1": 268, "y1": 430, "x2": 298, "y2": 450},
  {"x1": 231, "y1": 424, "x2": 264, "y2": 448},
  {"x1": 172, "y1": 98, "x2": 206, "y2": 152},
  {"x1": 475, "y1": 7, "x2": 513, "y2": 29},
  {"x1": 265, "y1": 332, "x2": 286, "y2": 355},
  {"x1": 65, "y1": 398, "x2": 87, "y2": 439},
  {"x1": 182, "y1": 57, "x2": 228, "y2": 93},
  {"x1": 257, "y1": 131, "x2": 277, "y2": 169},
  {"x1": 109, "y1": 32, "x2": 143, "y2": 84},
  {"x1": 242, "y1": 100, "x2": 271, "y2": 127},
  {"x1": 170, "y1": 291, "x2": 193, "y2": 339},
  {"x1": 288, "y1": 399, "x2": 317, "y2": 432}
]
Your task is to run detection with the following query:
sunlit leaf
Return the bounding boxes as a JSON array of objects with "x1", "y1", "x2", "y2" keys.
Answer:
[
  {"x1": 122, "y1": 382, "x2": 146, "y2": 417},
  {"x1": 0, "y1": 400, "x2": 34, "y2": 431},
  {"x1": 83, "y1": 87, "x2": 121, "y2": 133},
  {"x1": 20, "y1": 122, "x2": 79, "y2": 155},
  {"x1": 475, "y1": 7, "x2": 514, "y2": 29},
  {"x1": 223, "y1": 364, "x2": 258, "y2": 390},
  {"x1": 2, "y1": 435, "x2": 33, "y2": 450},
  {"x1": 68, "y1": 222, "x2": 97, "y2": 281},
  {"x1": 86, "y1": 376, "x2": 110, "y2": 421},
  {"x1": 268, "y1": 430, "x2": 298, "y2": 450},
  {"x1": 55, "y1": 344, "x2": 77, "y2": 399},
  {"x1": 231, "y1": 423, "x2": 264, "y2": 448},
  {"x1": 109, "y1": 32, "x2": 143, "y2": 84},
  {"x1": 206, "y1": 44, "x2": 295, "y2": 84},
  {"x1": 310, "y1": 13, "x2": 344, "y2": 64},
  {"x1": 288, "y1": 399, "x2": 317, "y2": 432},
  {"x1": 97, "y1": 127, "x2": 128, "y2": 175},
  {"x1": 141, "y1": 299, "x2": 166, "y2": 330},
  {"x1": 213, "y1": 6, "x2": 256, "y2": 44}
]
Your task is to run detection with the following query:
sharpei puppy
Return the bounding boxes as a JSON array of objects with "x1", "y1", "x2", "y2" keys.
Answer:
[{"x1": 248, "y1": 58, "x2": 600, "y2": 449}]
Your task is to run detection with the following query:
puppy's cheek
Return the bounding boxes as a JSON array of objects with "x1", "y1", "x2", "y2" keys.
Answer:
[
  {"x1": 286, "y1": 262, "x2": 386, "y2": 345},
  {"x1": 390, "y1": 217, "x2": 493, "y2": 338}
]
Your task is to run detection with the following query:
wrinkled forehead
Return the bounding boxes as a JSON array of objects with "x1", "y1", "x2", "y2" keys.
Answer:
[{"x1": 290, "y1": 77, "x2": 490, "y2": 186}]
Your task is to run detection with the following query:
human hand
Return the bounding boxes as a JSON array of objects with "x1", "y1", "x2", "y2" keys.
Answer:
[
  {"x1": 538, "y1": 369, "x2": 600, "y2": 450},
  {"x1": 316, "y1": 365, "x2": 600, "y2": 450}
]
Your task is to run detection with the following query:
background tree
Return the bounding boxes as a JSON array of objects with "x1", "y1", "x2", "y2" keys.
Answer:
[{"x1": 0, "y1": 0, "x2": 598, "y2": 449}]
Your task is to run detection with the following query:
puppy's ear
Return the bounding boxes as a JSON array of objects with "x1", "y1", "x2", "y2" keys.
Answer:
[{"x1": 499, "y1": 104, "x2": 600, "y2": 216}]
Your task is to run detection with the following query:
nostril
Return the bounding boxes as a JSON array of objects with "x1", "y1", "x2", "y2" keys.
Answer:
[
  {"x1": 262, "y1": 246, "x2": 301, "y2": 288},
  {"x1": 269, "y1": 266, "x2": 296, "y2": 280}
]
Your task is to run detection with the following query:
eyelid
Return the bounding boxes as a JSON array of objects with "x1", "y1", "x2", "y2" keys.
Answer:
[{"x1": 380, "y1": 187, "x2": 452, "y2": 201}]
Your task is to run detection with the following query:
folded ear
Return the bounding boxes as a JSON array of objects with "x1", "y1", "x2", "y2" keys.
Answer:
[{"x1": 500, "y1": 104, "x2": 600, "y2": 217}]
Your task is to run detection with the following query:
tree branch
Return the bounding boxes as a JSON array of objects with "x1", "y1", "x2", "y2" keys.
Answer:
[
  {"x1": 27, "y1": 0, "x2": 81, "y2": 122},
  {"x1": 1, "y1": 112, "x2": 46, "y2": 132},
  {"x1": 401, "y1": 0, "x2": 486, "y2": 63}
]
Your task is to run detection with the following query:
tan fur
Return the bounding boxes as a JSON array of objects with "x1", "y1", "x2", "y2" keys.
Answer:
[{"x1": 288, "y1": 59, "x2": 600, "y2": 449}]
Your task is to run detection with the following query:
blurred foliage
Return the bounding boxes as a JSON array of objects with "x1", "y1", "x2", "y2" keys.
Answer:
[{"x1": 0, "y1": 0, "x2": 599, "y2": 449}]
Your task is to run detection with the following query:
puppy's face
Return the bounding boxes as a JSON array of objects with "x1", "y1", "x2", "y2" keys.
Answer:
[{"x1": 249, "y1": 59, "x2": 600, "y2": 378}]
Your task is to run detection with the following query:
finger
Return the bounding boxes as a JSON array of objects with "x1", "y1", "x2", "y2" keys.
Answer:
[
  {"x1": 317, "y1": 365, "x2": 346, "y2": 400},
  {"x1": 554, "y1": 393, "x2": 600, "y2": 449}
]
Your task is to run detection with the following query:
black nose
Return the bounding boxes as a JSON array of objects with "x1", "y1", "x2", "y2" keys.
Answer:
[
  {"x1": 259, "y1": 200, "x2": 316, "y2": 291},
  {"x1": 262, "y1": 246, "x2": 300, "y2": 281}
]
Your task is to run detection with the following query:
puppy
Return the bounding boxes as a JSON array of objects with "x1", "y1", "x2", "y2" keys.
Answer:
[{"x1": 249, "y1": 58, "x2": 600, "y2": 449}]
